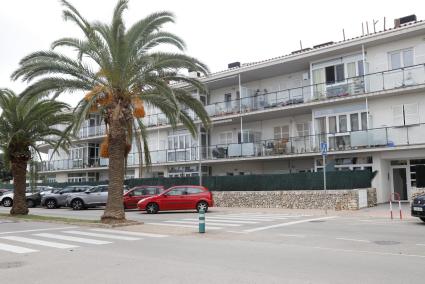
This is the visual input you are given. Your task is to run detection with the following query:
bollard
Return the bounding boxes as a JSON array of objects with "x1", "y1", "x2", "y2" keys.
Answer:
[
  {"x1": 199, "y1": 209, "x2": 205, "y2": 233},
  {"x1": 398, "y1": 200, "x2": 403, "y2": 220},
  {"x1": 389, "y1": 200, "x2": 393, "y2": 220}
]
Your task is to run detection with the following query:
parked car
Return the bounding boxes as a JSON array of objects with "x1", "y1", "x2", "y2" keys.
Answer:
[
  {"x1": 123, "y1": 185, "x2": 164, "y2": 209},
  {"x1": 0, "y1": 189, "x2": 12, "y2": 196},
  {"x1": 0, "y1": 188, "x2": 41, "y2": 208},
  {"x1": 41, "y1": 185, "x2": 94, "y2": 209},
  {"x1": 411, "y1": 194, "x2": 425, "y2": 222},
  {"x1": 137, "y1": 185, "x2": 213, "y2": 214},
  {"x1": 65, "y1": 185, "x2": 109, "y2": 210}
]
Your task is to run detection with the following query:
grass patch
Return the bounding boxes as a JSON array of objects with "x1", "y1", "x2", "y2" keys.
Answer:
[{"x1": 0, "y1": 213, "x2": 100, "y2": 224}]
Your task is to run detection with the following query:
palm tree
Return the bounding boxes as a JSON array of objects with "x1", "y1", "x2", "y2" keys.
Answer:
[
  {"x1": 12, "y1": 0, "x2": 210, "y2": 223},
  {"x1": 0, "y1": 89, "x2": 73, "y2": 215}
]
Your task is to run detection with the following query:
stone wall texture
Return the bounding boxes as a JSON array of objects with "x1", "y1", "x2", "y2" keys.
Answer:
[{"x1": 212, "y1": 188, "x2": 376, "y2": 211}]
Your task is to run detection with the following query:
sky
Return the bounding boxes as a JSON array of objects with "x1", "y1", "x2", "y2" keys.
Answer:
[{"x1": 0, "y1": 0, "x2": 423, "y2": 106}]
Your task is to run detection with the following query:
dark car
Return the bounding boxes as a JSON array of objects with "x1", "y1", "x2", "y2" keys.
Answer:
[
  {"x1": 41, "y1": 185, "x2": 94, "y2": 209},
  {"x1": 411, "y1": 194, "x2": 425, "y2": 222},
  {"x1": 26, "y1": 192, "x2": 41, "y2": 208}
]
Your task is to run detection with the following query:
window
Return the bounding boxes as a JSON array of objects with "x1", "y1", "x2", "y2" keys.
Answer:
[
  {"x1": 219, "y1": 132, "x2": 233, "y2": 144},
  {"x1": 132, "y1": 189, "x2": 144, "y2": 196},
  {"x1": 187, "y1": 187, "x2": 203, "y2": 194},
  {"x1": 361, "y1": 112, "x2": 368, "y2": 130},
  {"x1": 339, "y1": 115, "x2": 347, "y2": 132},
  {"x1": 166, "y1": 188, "x2": 186, "y2": 196},
  {"x1": 389, "y1": 48, "x2": 414, "y2": 69},
  {"x1": 328, "y1": 117, "x2": 337, "y2": 133},
  {"x1": 325, "y1": 64, "x2": 345, "y2": 84},
  {"x1": 274, "y1": 126, "x2": 289, "y2": 140},
  {"x1": 239, "y1": 130, "x2": 261, "y2": 143},
  {"x1": 392, "y1": 103, "x2": 419, "y2": 126},
  {"x1": 296, "y1": 123, "x2": 310, "y2": 137},
  {"x1": 224, "y1": 93, "x2": 232, "y2": 102},
  {"x1": 350, "y1": 113, "x2": 359, "y2": 131}
]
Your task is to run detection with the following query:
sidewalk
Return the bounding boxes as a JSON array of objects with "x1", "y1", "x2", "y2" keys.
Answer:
[{"x1": 206, "y1": 203, "x2": 414, "y2": 219}]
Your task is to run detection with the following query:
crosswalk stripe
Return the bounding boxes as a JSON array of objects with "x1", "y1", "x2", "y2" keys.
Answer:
[
  {"x1": 34, "y1": 233, "x2": 112, "y2": 245},
  {"x1": 244, "y1": 216, "x2": 337, "y2": 233},
  {"x1": 164, "y1": 220, "x2": 241, "y2": 227},
  {"x1": 146, "y1": 223, "x2": 222, "y2": 230},
  {"x1": 89, "y1": 228, "x2": 168, "y2": 238},
  {"x1": 214, "y1": 214, "x2": 291, "y2": 219},
  {"x1": 62, "y1": 230, "x2": 141, "y2": 241},
  {"x1": 183, "y1": 218, "x2": 257, "y2": 224},
  {"x1": 0, "y1": 236, "x2": 78, "y2": 249},
  {"x1": 0, "y1": 243, "x2": 38, "y2": 254}
]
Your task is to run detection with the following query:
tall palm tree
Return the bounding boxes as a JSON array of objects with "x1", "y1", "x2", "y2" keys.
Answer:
[
  {"x1": 0, "y1": 89, "x2": 73, "y2": 215},
  {"x1": 12, "y1": 0, "x2": 210, "y2": 223}
]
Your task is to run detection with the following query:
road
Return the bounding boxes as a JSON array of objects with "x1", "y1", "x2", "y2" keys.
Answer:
[{"x1": 0, "y1": 207, "x2": 424, "y2": 283}]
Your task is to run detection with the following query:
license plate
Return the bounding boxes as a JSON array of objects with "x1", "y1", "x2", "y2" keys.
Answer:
[{"x1": 413, "y1": 207, "x2": 423, "y2": 212}]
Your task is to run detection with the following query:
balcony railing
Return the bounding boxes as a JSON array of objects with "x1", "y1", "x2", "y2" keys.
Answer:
[
  {"x1": 65, "y1": 64, "x2": 425, "y2": 141},
  {"x1": 39, "y1": 123, "x2": 425, "y2": 172}
]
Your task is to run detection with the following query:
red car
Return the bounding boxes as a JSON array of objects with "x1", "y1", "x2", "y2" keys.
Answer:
[
  {"x1": 137, "y1": 185, "x2": 213, "y2": 214},
  {"x1": 123, "y1": 185, "x2": 164, "y2": 209}
]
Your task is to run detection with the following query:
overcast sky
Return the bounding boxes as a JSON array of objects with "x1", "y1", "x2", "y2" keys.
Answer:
[{"x1": 0, "y1": 0, "x2": 423, "y2": 106}]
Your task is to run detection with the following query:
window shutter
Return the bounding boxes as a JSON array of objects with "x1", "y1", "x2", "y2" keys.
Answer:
[
  {"x1": 392, "y1": 105, "x2": 404, "y2": 126},
  {"x1": 404, "y1": 103, "x2": 419, "y2": 125}
]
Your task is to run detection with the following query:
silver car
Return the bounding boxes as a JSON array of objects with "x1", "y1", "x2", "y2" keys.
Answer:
[
  {"x1": 41, "y1": 186, "x2": 94, "y2": 209},
  {"x1": 65, "y1": 185, "x2": 109, "y2": 210}
]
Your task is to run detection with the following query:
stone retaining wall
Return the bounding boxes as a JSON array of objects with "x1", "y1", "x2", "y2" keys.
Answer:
[{"x1": 212, "y1": 188, "x2": 376, "y2": 211}]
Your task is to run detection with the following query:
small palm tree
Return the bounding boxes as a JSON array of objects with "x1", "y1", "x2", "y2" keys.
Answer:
[
  {"x1": 12, "y1": 0, "x2": 210, "y2": 223},
  {"x1": 0, "y1": 89, "x2": 73, "y2": 215}
]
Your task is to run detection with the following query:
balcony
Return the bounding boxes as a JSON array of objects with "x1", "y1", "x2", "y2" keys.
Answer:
[{"x1": 39, "y1": 123, "x2": 425, "y2": 173}]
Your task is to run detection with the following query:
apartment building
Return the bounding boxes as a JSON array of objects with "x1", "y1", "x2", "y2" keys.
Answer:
[{"x1": 39, "y1": 15, "x2": 425, "y2": 203}]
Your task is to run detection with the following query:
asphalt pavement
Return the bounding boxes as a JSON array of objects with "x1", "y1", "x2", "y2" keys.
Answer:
[{"x1": 0, "y1": 205, "x2": 424, "y2": 283}]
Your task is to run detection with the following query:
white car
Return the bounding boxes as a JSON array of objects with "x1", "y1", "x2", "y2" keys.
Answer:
[{"x1": 0, "y1": 190, "x2": 40, "y2": 207}]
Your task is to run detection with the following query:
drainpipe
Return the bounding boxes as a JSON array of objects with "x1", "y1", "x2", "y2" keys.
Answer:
[
  {"x1": 362, "y1": 44, "x2": 370, "y2": 129},
  {"x1": 239, "y1": 74, "x2": 243, "y2": 143},
  {"x1": 197, "y1": 90, "x2": 202, "y2": 186}
]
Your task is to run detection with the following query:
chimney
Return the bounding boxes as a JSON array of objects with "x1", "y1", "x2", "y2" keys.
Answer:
[{"x1": 394, "y1": 14, "x2": 417, "y2": 28}]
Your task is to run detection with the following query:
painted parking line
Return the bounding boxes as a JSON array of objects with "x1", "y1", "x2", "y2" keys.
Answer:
[
  {"x1": 0, "y1": 236, "x2": 78, "y2": 249},
  {"x1": 34, "y1": 233, "x2": 112, "y2": 245},
  {"x1": 89, "y1": 229, "x2": 168, "y2": 238},
  {"x1": 244, "y1": 216, "x2": 338, "y2": 233},
  {"x1": 0, "y1": 243, "x2": 38, "y2": 254},
  {"x1": 146, "y1": 222, "x2": 223, "y2": 230},
  {"x1": 184, "y1": 218, "x2": 258, "y2": 224},
  {"x1": 164, "y1": 220, "x2": 241, "y2": 227},
  {"x1": 62, "y1": 231, "x2": 141, "y2": 241},
  {"x1": 0, "y1": 226, "x2": 78, "y2": 235}
]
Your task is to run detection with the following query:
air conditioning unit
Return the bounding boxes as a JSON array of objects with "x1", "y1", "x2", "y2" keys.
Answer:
[{"x1": 394, "y1": 14, "x2": 417, "y2": 28}]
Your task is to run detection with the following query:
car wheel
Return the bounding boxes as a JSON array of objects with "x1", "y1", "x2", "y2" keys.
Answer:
[
  {"x1": 146, "y1": 203, "x2": 159, "y2": 214},
  {"x1": 45, "y1": 199, "x2": 57, "y2": 209},
  {"x1": 26, "y1": 199, "x2": 35, "y2": 208},
  {"x1": 420, "y1": 217, "x2": 425, "y2": 223},
  {"x1": 196, "y1": 201, "x2": 208, "y2": 213},
  {"x1": 2, "y1": 198, "x2": 13, "y2": 207},
  {"x1": 71, "y1": 199, "x2": 85, "y2": 210}
]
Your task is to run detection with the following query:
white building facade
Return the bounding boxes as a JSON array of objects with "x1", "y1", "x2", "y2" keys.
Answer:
[{"x1": 39, "y1": 18, "x2": 425, "y2": 204}]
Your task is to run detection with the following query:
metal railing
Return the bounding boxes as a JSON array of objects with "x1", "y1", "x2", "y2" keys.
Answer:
[{"x1": 39, "y1": 123, "x2": 425, "y2": 172}]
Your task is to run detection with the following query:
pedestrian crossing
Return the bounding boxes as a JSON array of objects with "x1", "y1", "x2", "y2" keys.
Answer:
[
  {"x1": 146, "y1": 213, "x2": 312, "y2": 231},
  {"x1": 0, "y1": 228, "x2": 168, "y2": 255}
]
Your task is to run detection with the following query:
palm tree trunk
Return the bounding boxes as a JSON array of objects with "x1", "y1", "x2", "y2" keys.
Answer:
[
  {"x1": 10, "y1": 159, "x2": 29, "y2": 215},
  {"x1": 101, "y1": 113, "x2": 126, "y2": 223}
]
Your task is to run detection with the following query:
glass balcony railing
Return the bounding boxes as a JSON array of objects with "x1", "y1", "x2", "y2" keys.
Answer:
[
  {"x1": 205, "y1": 64, "x2": 425, "y2": 118},
  {"x1": 78, "y1": 125, "x2": 106, "y2": 138},
  {"x1": 39, "y1": 123, "x2": 425, "y2": 172}
]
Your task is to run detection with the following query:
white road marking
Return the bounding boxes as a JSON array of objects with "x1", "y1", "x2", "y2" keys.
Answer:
[
  {"x1": 205, "y1": 216, "x2": 276, "y2": 221},
  {"x1": 89, "y1": 229, "x2": 168, "y2": 238},
  {"x1": 279, "y1": 234, "x2": 306, "y2": 238},
  {"x1": 164, "y1": 220, "x2": 241, "y2": 227},
  {"x1": 34, "y1": 233, "x2": 112, "y2": 245},
  {"x1": 0, "y1": 236, "x2": 78, "y2": 249},
  {"x1": 244, "y1": 216, "x2": 338, "y2": 233},
  {"x1": 183, "y1": 218, "x2": 257, "y2": 224},
  {"x1": 62, "y1": 230, "x2": 141, "y2": 241},
  {"x1": 336, "y1": 237, "x2": 371, "y2": 243},
  {"x1": 146, "y1": 223, "x2": 222, "y2": 230},
  {"x1": 0, "y1": 243, "x2": 38, "y2": 254},
  {"x1": 0, "y1": 226, "x2": 78, "y2": 235}
]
